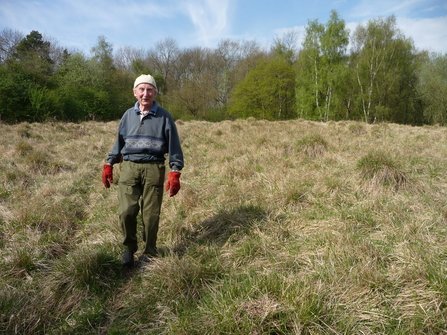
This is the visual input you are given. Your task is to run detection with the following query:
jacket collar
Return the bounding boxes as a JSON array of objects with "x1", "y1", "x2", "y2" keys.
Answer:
[{"x1": 134, "y1": 100, "x2": 158, "y2": 116}]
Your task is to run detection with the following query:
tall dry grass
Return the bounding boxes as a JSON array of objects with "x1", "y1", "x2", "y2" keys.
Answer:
[{"x1": 1, "y1": 119, "x2": 447, "y2": 334}]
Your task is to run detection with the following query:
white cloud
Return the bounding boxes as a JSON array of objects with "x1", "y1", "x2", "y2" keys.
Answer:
[
  {"x1": 278, "y1": 15, "x2": 447, "y2": 55},
  {"x1": 397, "y1": 15, "x2": 447, "y2": 53},
  {"x1": 1, "y1": 0, "x2": 446, "y2": 54},
  {"x1": 182, "y1": 0, "x2": 231, "y2": 46},
  {"x1": 0, "y1": 0, "x2": 179, "y2": 48},
  {"x1": 350, "y1": 0, "x2": 427, "y2": 19}
]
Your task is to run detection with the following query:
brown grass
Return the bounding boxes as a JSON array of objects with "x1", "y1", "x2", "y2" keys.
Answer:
[{"x1": 1, "y1": 119, "x2": 447, "y2": 334}]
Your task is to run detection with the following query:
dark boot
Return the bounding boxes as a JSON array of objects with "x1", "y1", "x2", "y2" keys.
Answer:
[{"x1": 122, "y1": 250, "x2": 135, "y2": 267}]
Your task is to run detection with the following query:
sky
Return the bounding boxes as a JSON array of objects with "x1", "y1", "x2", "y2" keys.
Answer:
[{"x1": 1, "y1": 0, "x2": 446, "y2": 55}]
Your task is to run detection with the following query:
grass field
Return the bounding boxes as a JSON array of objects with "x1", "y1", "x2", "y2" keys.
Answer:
[{"x1": 1, "y1": 119, "x2": 447, "y2": 334}]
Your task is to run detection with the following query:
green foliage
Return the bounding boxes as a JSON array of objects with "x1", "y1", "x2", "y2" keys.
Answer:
[
  {"x1": 13, "y1": 30, "x2": 54, "y2": 79},
  {"x1": 296, "y1": 10, "x2": 350, "y2": 121},
  {"x1": 0, "y1": 61, "x2": 57, "y2": 122},
  {"x1": 229, "y1": 57, "x2": 296, "y2": 120},
  {"x1": 418, "y1": 52, "x2": 447, "y2": 125},
  {"x1": 0, "y1": 13, "x2": 442, "y2": 125},
  {"x1": 54, "y1": 52, "x2": 108, "y2": 120},
  {"x1": 0, "y1": 32, "x2": 136, "y2": 123},
  {"x1": 351, "y1": 16, "x2": 420, "y2": 124},
  {"x1": 14, "y1": 31, "x2": 52, "y2": 62},
  {"x1": 0, "y1": 31, "x2": 57, "y2": 122}
]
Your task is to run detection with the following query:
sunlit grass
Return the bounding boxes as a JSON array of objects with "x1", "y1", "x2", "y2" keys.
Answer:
[{"x1": 1, "y1": 119, "x2": 447, "y2": 334}]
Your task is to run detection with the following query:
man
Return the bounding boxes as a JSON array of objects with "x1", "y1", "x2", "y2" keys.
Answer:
[{"x1": 102, "y1": 74, "x2": 184, "y2": 266}]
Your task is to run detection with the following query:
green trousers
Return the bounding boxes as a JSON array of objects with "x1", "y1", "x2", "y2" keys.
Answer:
[{"x1": 118, "y1": 160, "x2": 165, "y2": 256}]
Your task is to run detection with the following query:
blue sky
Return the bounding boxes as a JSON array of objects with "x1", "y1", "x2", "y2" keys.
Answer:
[{"x1": 1, "y1": 0, "x2": 446, "y2": 55}]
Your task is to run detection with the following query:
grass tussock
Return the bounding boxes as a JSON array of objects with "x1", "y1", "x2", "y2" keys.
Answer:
[
  {"x1": 357, "y1": 149, "x2": 410, "y2": 192},
  {"x1": 1, "y1": 119, "x2": 447, "y2": 334},
  {"x1": 295, "y1": 133, "x2": 329, "y2": 157}
]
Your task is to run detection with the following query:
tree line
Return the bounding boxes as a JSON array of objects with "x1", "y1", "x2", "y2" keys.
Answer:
[{"x1": 0, "y1": 10, "x2": 446, "y2": 125}]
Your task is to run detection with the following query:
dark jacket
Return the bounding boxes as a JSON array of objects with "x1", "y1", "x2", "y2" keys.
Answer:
[{"x1": 107, "y1": 101, "x2": 184, "y2": 171}]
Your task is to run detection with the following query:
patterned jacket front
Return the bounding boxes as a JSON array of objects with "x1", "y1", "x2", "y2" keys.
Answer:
[{"x1": 107, "y1": 101, "x2": 184, "y2": 171}]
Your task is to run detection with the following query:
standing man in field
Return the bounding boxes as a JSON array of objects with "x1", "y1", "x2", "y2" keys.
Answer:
[{"x1": 102, "y1": 74, "x2": 184, "y2": 267}]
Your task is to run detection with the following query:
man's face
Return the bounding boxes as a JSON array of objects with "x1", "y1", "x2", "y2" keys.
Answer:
[{"x1": 134, "y1": 83, "x2": 157, "y2": 111}]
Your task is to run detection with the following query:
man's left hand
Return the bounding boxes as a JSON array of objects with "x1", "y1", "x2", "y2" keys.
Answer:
[{"x1": 102, "y1": 164, "x2": 113, "y2": 188}]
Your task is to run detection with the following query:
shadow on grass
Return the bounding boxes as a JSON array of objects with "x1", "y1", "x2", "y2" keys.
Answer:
[
  {"x1": 171, "y1": 204, "x2": 268, "y2": 257},
  {"x1": 120, "y1": 204, "x2": 268, "y2": 268}
]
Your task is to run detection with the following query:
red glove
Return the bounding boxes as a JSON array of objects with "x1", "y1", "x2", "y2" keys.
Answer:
[
  {"x1": 102, "y1": 164, "x2": 113, "y2": 188},
  {"x1": 165, "y1": 172, "x2": 181, "y2": 196}
]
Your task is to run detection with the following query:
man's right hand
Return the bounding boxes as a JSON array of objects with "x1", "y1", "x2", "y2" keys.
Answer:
[
  {"x1": 165, "y1": 171, "x2": 181, "y2": 196},
  {"x1": 102, "y1": 164, "x2": 113, "y2": 188}
]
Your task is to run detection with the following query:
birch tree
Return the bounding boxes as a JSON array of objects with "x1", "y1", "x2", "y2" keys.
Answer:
[
  {"x1": 351, "y1": 15, "x2": 418, "y2": 123},
  {"x1": 296, "y1": 10, "x2": 349, "y2": 121}
]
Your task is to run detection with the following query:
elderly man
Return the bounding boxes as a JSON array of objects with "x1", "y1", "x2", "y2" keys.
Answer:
[{"x1": 102, "y1": 74, "x2": 184, "y2": 266}]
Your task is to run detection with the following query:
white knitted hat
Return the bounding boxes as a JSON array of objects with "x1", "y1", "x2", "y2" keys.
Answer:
[{"x1": 133, "y1": 74, "x2": 157, "y2": 89}]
